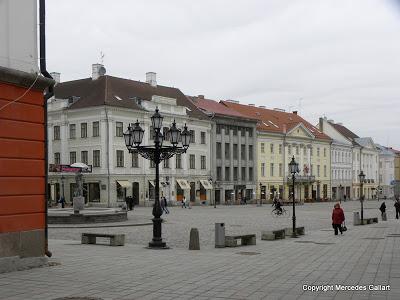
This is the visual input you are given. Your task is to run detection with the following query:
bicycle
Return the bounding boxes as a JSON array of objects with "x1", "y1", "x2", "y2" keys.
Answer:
[{"x1": 271, "y1": 207, "x2": 290, "y2": 217}]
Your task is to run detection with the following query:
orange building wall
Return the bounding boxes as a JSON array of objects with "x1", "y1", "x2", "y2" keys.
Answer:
[{"x1": 0, "y1": 81, "x2": 45, "y2": 234}]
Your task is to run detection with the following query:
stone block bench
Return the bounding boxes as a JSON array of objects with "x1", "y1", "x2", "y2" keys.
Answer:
[
  {"x1": 81, "y1": 233, "x2": 125, "y2": 246},
  {"x1": 225, "y1": 234, "x2": 256, "y2": 247},
  {"x1": 284, "y1": 227, "x2": 305, "y2": 236},
  {"x1": 261, "y1": 229, "x2": 286, "y2": 241}
]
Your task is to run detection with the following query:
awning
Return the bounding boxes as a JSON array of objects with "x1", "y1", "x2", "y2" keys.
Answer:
[
  {"x1": 149, "y1": 180, "x2": 163, "y2": 189},
  {"x1": 176, "y1": 179, "x2": 191, "y2": 190},
  {"x1": 200, "y1": 180, "x2": 213, "y2": 190},
  {"x1": 117, "y1": 180, "x2": 130, "y2": 188}
]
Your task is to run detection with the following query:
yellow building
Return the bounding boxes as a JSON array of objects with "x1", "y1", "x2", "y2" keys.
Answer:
[{"x1": 222, "y1": 102, "x2": 332, "y2": 202}]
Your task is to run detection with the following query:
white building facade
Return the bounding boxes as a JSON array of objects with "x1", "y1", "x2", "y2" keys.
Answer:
[
  {"x1": 47, "y1": 67, "x2": 212, "y2": 207},
  {"x1": 376, "y1": 144, "x2": 395, "y2": 199},
  {"x1": 318, "y1": 118, "x2": 353, "y2": 200}
]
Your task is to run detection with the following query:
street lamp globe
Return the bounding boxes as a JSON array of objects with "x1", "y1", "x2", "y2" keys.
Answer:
[
  {"x1": 131, "y1": 120, "x2": 144, "y2": 146},
  {"x1": 151, "y1": 107, "x2": 163, "y2": 130},
  {"x1": 169, "y1": 120, "x2": 180, "y2": 146},
  {"x1": 288, "y1": 156, "x2": 299, "y2": 174},
  {"x1": 358, "y1": 171, "x2": 365, "y2": 183},
  {"x1": 123, "y1": 124, "x2": 134, "y2": 149},
  {"x1": 180, "y1": 123, "x2": 190, "y2": 149}
]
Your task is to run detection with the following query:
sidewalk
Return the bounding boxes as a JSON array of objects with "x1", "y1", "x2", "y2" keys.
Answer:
[{"x1": 1, "y1": 214, "x2": 399, "y2": 299}]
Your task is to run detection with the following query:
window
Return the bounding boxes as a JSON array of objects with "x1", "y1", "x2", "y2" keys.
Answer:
[
  {"x1": 217, "y1": 167, "x2": 222, "y2": 181},
  {"x1": 190, "y1": 130, "x2": 195, "y2": 143},
  {"x1": 317, "y1": 165, "x2": 320, "y2": 177},
  {"x1": 163, "y1": 127, "x2": 170, "y2": 141},
  {"x1": 270, "y1": 163, "x2": 274, "y2": 177},
  {"x1": 279, "y1": 163, "x2": 283, "y2": 177},
  {"x1": 296, "y1": 146, "x2": 299, "y2": 155},
  {"x1": 116, "y1": 150, "x2": 124, "y2": 167},
  {"x1": 201, "y1": 132, "x2": 206, "y2": 144},
  {"x1": 232, "y1": 126, "x2": 238, "y2": 136},
  {"x1": 216, "y1": 143, "x2": 222, "y2": 159},
  {"x1": 116, "y1": 122, "x2": 123, "y2": 137},
  {"x1": 241, "y1": 145, "x2": 246, "y2": 160},
  {"x1": 161, "y1": 158, "x2": 168, "y2": 169},
  {"x1": 176, "y1": 154, "x2": 182, "y2": 169},
  {"x1": 303, "y1": 147, "x2": 307, "y2": 156},
  {"x1": 233, "y1": 144, "x2": 238, "y2": 159},
  {"x1": 216, "y1": 125, "x2": 222, "y2": 134},
  {"x1": 70, "y1": 151, "x2": 76, "y2": 164},
  {"x1": 261, "y1": 163, "x2": 265, "y2": 177},
  {"x1": 150, "y1": 160, "x2": 155, "y2": 168},
  {"x1": 249, "y1": 145, "x2": 253, "y2": 160},
  {"x1": 233, "y1": 167, "x2": 238, "y2": 180},
  {"x1": 261, "y1": 143, "x2": 265, "y2": 153},
  {"x1": 53, "y1": 126, "x2": 60, "y2": 140},
  {"x1": 279, "y1": 144, "x2": 282, "y2": 154},
  {"x1": 241, "y1": 167, "x2": 246, "y2": 181},
  {"x1": 324, "y1": 165, "x2": 327, "y2": 177},
  {"x1": 81, "y1": 123, "x2": 87, "y2": 138},
  {"x1": 310, "y1": 148, "x2": 313, "y2": 156},
  {"x1": 310, "y1": 164, "x2": 313, "y2": 175},
  {"x1": 225, "y1": 143, "x2": 230, "y2": 159},
  {"x1": 288, "y1": 145, "x2": 291, "y2": 155},
  {"x1": 93, "y1": 150, "x2": 100, "y2": 167},
  {"x1": 324, "y1": 148, "x2": 326, "y2": 157},
  {"x1": 241, "y1": 128, "x2": 245, "y2": 137},
  {"x1": 81, "y1": 151, "x2": 88, "y2": 165},
  {"x1": 92, "y1": 121, "x2": 99, "y2": 137},
  {"x1": 201, "y1": 155, "x2": 206, "y2": 169},
  {"x1": 247, "y1": 128, "x2": 253, "y2": 137},
  {"x1": 189, "y1": 154, "x2": 195, "y2": 169},
  {"x1": 69, "y1": 124, "x2": 76, "y2": 139},
  {"x1": 54, "y1": 152, "x2": 60, "y2": 164},
  {"x1": 132, "y1": 152, "x2": 139, "y2": 168},
  {"x1": 225, "y1": 167, "x2": 230, "y2": 181},
  {"x1": 249, "y1": 167, "x2": 253, "y2": 181},
  {"x1": 270, "y1": 143, "x2": 274, "y2": 153},
  {"x1": 317, "y1": 148, "x2": 320, "y2": 157}
]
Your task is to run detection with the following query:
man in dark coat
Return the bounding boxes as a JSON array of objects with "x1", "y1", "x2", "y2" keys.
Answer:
[
  {"x1": 394, "y1": 199, "x2": 400, "y2": 219},
  {"x1": 332, "y1": 203, "x2": 345, "y2": 235},
  {"x1": 379, "y1": 202, "x2": 386, "y2": 218}
]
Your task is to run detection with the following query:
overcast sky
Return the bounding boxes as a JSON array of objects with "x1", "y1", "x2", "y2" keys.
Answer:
[{"x1": 47, "y1": 0, "x2": 400, "y2": 149}]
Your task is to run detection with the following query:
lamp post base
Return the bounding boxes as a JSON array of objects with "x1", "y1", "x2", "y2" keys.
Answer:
[
  {"x1": 148, "y1": 241, "x2": 169, "y2": 249},
  {"x1": 291, "y1": 233, "x2": 299, "y2": 238},
  {"x1": 147, "y1": 217, "x2": 169, "y2": 249}
]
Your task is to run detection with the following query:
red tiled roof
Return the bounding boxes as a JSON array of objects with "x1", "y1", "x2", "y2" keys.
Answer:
[
  {"x1": 330, "y1": 122, "x2": 359, "y2": 140},
  {"x1": 221, "y1": 101, "x2": 331, "y2": 140},
  {"x1": 189, "y1": 96, "x2": 257, "y2": 121}
]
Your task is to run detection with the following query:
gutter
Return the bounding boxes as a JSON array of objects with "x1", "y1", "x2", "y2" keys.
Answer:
[{"x1": 39, "y1": 0, "x2": 54, "y2": 258}]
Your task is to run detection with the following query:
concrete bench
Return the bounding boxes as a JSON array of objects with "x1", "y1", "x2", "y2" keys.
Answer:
[
  {"x1": 284, "y1": 227, "x2": 305, "y2": 236},
  {"x1": 371, "y1": 217, "x2": 378, "y2": 223},
  {"x1": 225, "y1": 234, "x2": 256, "y2": 247},
  {"x1": 261, "y1": 229, "x2": 286, "y2": 241},
  {"x1": 81, "y1": 233, "x2": 125, "y2": 246}
]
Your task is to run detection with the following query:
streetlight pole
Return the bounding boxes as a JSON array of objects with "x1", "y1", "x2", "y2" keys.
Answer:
[
  {"x1": 259, "y1": 183, "x2": 263, "y2": 206},
  {"x1": 359, "y1": 171, "x2": 365, "y2": 224},
  {"x1": 289, "y1": 156, "x2": 300, "y2": 238},
  {"x1": 124, "y1": 108, "x2": 190, "y2": 249}
]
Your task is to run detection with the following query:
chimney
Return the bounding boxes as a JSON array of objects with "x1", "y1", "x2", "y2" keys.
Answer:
[
  {"x1": 319, "y1": 117, "x2": 324, "y2": 131},
  {"x1": 50, "y1": 72, "x2": 60, "y2": 84},
  {"x1": 248, "y1": 104, "x2": 255, "y2": 106},
  {"x1": 292, "y1": 111, "x2": 297, "y2": 115},
  {"x1": 327, "y1": 119, "x2": 334, "y2": 123},
  {"x1": 198, "y1": 95, "x2": 205, "y2": 99},
  {"x1": 337, "y1": 122, "x2": 343, "y2": 125},
  {"x1": 92, "y1": 63, "x2": 106, "y2": 80},
  {"x1": 146, "y1": 72, "x2": 157, "y2": 87},
  {"x1": 259, "y1": 105, "x2": 266, "y2": 108}
]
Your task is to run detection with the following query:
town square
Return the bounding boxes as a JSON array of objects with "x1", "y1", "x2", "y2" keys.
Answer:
[{"x1": 1, "y1": 0, "x2": 400, "y2": 299}]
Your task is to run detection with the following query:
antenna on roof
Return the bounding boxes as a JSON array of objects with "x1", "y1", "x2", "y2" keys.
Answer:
[{"x1": 100, "y1": 51, "x2": 105, "y2": 64}]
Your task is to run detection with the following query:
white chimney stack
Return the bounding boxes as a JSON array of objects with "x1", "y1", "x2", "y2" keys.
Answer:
[
  {"x1": 50, "y1": 72, "x2": 60, "y2": 84},
  {"x1": 146, "y1": 72, "x2": 157, "y2": 87},
  {"x1": 92, "y1": 63, "x2": 106, "y2": 80}
]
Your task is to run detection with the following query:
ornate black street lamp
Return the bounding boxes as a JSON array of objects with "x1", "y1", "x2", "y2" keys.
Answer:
[
  {"x1": 124, "y1": 108, "x2": 190, "y2": 248},
  {"x1": 358, "y1": 170, "x2": 365, "y2": 224},
  {"x1": 259, "y1": 182, "x2": 263, "y2": 206},
  {"x1": 289, "y1": 156, "x2": 300, "y2": 237},
  {"x1": 339, "y1": 184, "x2": 342, "y2": 203}
]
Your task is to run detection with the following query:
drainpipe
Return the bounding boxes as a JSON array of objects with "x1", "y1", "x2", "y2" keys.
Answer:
[
  {"x1": 105, "y1": 106, "x2": 111, "y2": 207},
  {"x1": 39, "y1": 0, "x2": 54, "y2": 258}
]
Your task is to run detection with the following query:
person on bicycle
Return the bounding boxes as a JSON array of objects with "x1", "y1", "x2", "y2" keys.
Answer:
[{"x1": 273, "y1": 197, "x2": 283, "y2": 214}]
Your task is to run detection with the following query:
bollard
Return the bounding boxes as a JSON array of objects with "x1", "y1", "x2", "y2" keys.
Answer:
[
  {"x1": 215, "y1": 223, "x2": 225, "y2": 248},
  {"x1": 189, "y1": 228, "x2": 200, "y2": 250}
]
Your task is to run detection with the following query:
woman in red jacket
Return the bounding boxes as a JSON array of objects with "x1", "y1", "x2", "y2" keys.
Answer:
[{"x1": 332, "y1": 203, "x2": 345, "y2": 235}]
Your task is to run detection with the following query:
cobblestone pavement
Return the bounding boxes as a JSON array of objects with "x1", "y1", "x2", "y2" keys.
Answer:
[
  {"x1": 1, "y1": 200, "x2": 399, "y2": 299},
  {"x1": 49, "y1": 200, "x2": 396, "y2": 249}
]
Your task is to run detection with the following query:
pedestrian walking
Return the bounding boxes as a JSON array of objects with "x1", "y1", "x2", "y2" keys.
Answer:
[
  {"x1": 59, "y1": 196, "x2": 65, "y2": 208},
  {"x1": 343, "y1": 195, "x2": 347, "y2": 202},
  {"x1": 379, "y1": 202, "x2": 386, "y2": 218},
  {"x1": 182, "y1": 196, "x2": 187, "y2": 208},
  {"x1": 394, "y1": 198, "x2": 400, "y2": 219},
  {"x1": 332, "y1": 203, "x2": 345, "y2": 235},
  {"x1": 162, "y1": 196, "x2": 169, "y2": 214}
]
